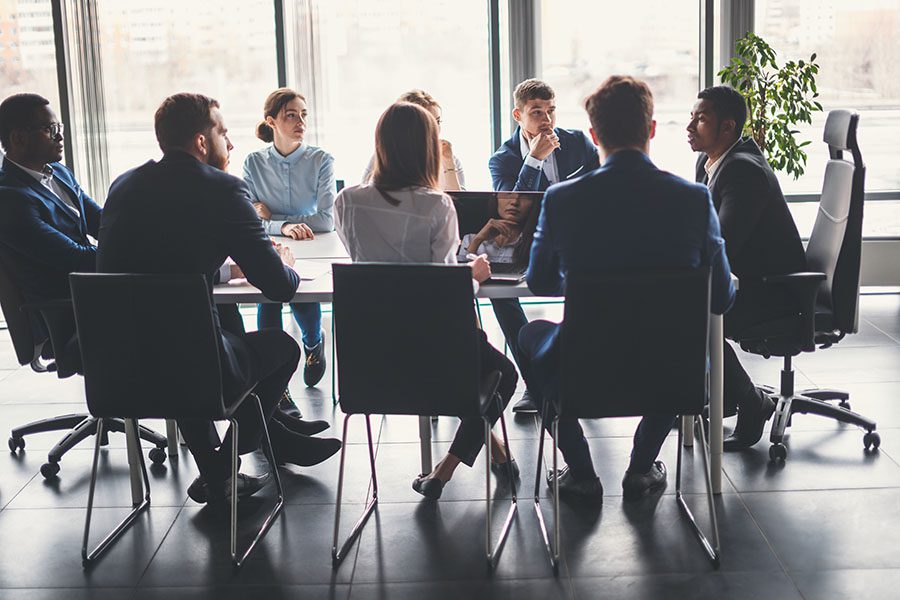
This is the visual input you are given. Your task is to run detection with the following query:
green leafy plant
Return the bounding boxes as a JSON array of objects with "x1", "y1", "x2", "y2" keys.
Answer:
[{"x1": 718, "y1": 32, "x2": 823, "y2": 179}]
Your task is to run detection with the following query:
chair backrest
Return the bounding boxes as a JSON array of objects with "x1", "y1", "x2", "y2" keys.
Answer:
[
  {"x1": 332, "y1": 263, "x2": 482, "y2": 417},
  {"x1": 560, "y1": 268, "x2": 710, "y2": 419},
  {"x1": 69, "y1": 273, "x2": 226, "y2": 420},
  {"x1": 0, "y1": 254, "x2": 45, "y2": 367},
  {"x1": 805, "y1": 109, "x2": 865, "y2": 333}
]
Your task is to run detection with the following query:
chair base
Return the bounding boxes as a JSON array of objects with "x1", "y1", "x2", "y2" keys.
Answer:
[
  {"x1": 759, "y1": 359, "x2": 879, "y2": 462},
  {"x1": 10, "y1": 415, "x2": 170, "y2": 478},
  {"x1": 534, "y1": 412, "x2": 720, "y2": 573},
  {"x1": 82, "y1": 395, "x2": 283, "y2": 569},
  {"x1": 332, "y1": 401, "x2": 517, "y2": 572}
]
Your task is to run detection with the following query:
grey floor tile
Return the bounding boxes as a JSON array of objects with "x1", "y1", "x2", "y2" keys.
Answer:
[
  {"x1": 137, "y1": 503, "x2": 353, "y2": 587},
  {"x1": 789, "y1": 568, "x2": 900, "y2": 600},
  {"x1": 133, "y1": 584, "x2": 350, "y2": 600},
  {"x1": 0, "y1": 506, "x2": 179, "y2": 588},
  {"x1": 721, "y1": 429, "x2": 900, "y2": 492},
  {"x1": 0, "y1": 368, "x2": 86, "y2": 405},
  {"x1": 0, "y1": 589, "x2": 133, "y2": 600},
  {"x1": 793, "y1": 346, "x2": 900, "y2": 386},
  {"x1": 571, "y1": 571, "x2": 802, "y2": 600},
  {"x1": 559, "y1": 492, "x2": 781, "y2": 577},
  {"x1": 349, "y1": 579, "x2": 574, "y2": 600},
  {"x1": 742, "y1": 488, "x2": 900, "y2": 571}
]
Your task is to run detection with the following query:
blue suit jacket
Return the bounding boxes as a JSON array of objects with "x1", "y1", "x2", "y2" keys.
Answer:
[
  {"x1": 98, "y1": 151, "x2": 300, "y2": 396},
  {"x1": 489, "y1": 127, "x2": 600, "y2": 192},
  {"x1": 0, "y1": 159, "x2": 101, "y2": 303},
  {"x1": 527, "y1": 150, "x2": 735, "y2": 314}
]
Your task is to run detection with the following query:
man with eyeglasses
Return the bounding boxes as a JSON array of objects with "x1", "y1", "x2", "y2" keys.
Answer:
[{"x1": 0, "y1": 93, "x2": 101, "y2": 341}]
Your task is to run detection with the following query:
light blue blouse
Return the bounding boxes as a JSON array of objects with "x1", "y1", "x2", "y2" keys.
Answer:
[{"x1": 242, "y1": 143, "x2": 336, "y2": 236}]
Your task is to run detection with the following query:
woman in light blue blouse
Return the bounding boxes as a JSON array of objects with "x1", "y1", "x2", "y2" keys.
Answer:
[{"x1": 243, "y1": 88, "x2": 335, "y2": 388}]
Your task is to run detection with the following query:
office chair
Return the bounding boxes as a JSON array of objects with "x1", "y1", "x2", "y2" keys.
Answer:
[
  {"x1": 0, "y1": 257, "x2": 169, "y2": 478},
  {"x1": 71, "y1": 273, "x2": 283, "y2": 568},
  {"x1": 534, "y1": 268, "x2": 720, "y2": 571},
  {"x1": 731, "y1": 109, "x2": 879, "y2": 462},
  {"x1": 330, "y1": 263, "x2": 517, "y2": 572}
]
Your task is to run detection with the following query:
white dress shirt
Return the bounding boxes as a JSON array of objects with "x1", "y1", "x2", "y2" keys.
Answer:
[{"x1": 520, "y1": 131, "x2": 559, "y2": 185}]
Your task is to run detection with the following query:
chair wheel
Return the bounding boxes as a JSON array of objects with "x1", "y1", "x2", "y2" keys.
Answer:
[
  {"x1": 864, "y1": 432, "x2": 881, "y2": 451},
  {"x1": 8, "y1": 437, "x2": 24, "y2": 452},
  {"x1": 40, "y1": 462, "x2": 60, "y2": 479},
  {"x1": 769, "y1": 443, "x2": 787, "y2": 462},
  {"x1": 149, "y1": 447, "x2": 167, "y2": 464},
  {"x1": 839, "y1": 401, "x2": 851, "y2": 411}
]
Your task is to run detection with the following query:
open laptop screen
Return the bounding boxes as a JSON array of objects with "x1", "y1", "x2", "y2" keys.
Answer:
[{"x1": 448, "y1": 190, "x2": 544, "y2": 274}]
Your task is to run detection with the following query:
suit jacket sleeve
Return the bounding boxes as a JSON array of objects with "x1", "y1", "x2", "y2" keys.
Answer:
[
  {"x1": 489, "y1": 151, "x2": 541, "y2": 192},
  {"x1": 716, "y1": 160, "x2": 768, "y2": 261},
  {"x1": 220, "y1": 179, "x2": 299, "y2": 302},
  {"x1": 701, "y1": 189, "x2": 736, "y2": 315},
  {"x1": 0, "y1": 190, "x2": 96, "y2": 273},
  {"x1": 525, "y1": 190, "x2": 563, "y2": 296}
]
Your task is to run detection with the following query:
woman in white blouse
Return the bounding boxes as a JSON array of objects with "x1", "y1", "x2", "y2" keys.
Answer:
[{"x1": 335, "y1": 101, "x2": 519, "y2": 500}]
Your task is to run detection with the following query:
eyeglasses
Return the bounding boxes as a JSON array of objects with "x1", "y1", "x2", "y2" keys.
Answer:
[{"x1": 29, "y1": 122, "x2": 65, "y2": 137}]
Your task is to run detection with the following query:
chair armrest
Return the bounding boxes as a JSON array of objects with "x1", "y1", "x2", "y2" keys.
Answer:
[
  {"x1": 478, "y1": 369, "x2": 502, "y2": 416},
  {"x1": 761, "y1": 272, "x2": 826, "y2": 352}
]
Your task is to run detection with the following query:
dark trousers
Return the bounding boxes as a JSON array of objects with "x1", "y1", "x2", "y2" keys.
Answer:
[
  {"x1": 518, "y1": 320, "x2": 675, "y2": 479},
  {"x1": 490, "y1": 298, "x2": 529, "y2": 377},
  {"x1": 447, "y1": 331, "x2": 519, "y2": 467},
  {"x1": 178, "y1": 325, "x2": 301, "y2": 484},
  {"x1": 724, "y1": 284, "x2": 798, "y2": 414}
]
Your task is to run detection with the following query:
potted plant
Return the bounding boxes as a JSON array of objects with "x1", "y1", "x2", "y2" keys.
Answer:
[{"x1": 718, "y1": 32, "x2": 823, "y2": 179}]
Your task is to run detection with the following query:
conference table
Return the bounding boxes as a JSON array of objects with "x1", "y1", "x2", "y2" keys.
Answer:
[{"x1": 127, "y1": 232, "x2": 730, "y2": 500}]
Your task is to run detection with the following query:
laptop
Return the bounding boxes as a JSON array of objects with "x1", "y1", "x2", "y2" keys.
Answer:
[{"x1": 449, "y1": 191, "x2": 544, "y2": 284}]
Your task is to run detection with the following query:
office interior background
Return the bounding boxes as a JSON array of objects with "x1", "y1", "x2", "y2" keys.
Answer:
[{"x1": 1, "y1": 1, "x2": 899, "y2": 599}]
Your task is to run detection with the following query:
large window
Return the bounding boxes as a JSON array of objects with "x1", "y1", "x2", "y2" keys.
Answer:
[
  {"x1": 286, "y1": 0, "x2": 494, "y2": 189},
  {"x1": 96, "y1": 0, "x2": 278, "y2": 181},
  {"x1": 540, "y1": 1, "x2": 701, "y2": 180},
  {"x1": 0, "y1": 0, "x2": 60, "y2": 150},
  {"x1": 756, "y1": 0, "x2": 900, "y2": 238}
]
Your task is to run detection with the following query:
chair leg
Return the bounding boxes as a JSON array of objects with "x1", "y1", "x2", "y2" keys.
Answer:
[
  {"x1": 532, "y1": 405, "x2": 560, "y2": 574},
  {"x1": 484, "y1": 408, "x2": 518, "y2": 571},
  {"x1": 231, "y1": 394, "x2": 285, "y2": 569},
  {"x1": 165, "y1": 419, "x2": 179, "y2": 457},
  {"x1": 675, "y1": 415, "x2": 720, "y2": 567},
  {"x1": 332, "y1": 414, "x2": 378, "y2": 567},
  {"x1": 82, "y1": 419, "x2": 151, "y2": 565}
]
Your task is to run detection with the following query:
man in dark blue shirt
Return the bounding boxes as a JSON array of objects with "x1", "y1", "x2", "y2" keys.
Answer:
[{"x1": 519, "y1": 76, "x2": 735, "y2": 504}]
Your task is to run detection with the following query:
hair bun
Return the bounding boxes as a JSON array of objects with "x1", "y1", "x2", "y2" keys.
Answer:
[{"x1": 256, "y1": 120, "x2": 274, "y2": 143}]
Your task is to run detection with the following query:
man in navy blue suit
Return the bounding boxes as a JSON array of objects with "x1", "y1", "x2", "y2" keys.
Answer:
[
  {"x1": 0, "y1": 94, "x2": 101, "y2": 308},
  {"x1": 518, "y1": 76, "x2": 735, "y2": 505},
  {"x1": 488, "y1": 79, "x2": 601, "y2": 414},
  {"x1": 99, "y1": 93, "x2": 340, "y2": 504}
]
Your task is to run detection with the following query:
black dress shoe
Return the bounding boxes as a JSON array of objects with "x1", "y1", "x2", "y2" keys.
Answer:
[
  {"x1": 412, "y1": 474, "x2": 445, "y2": 499},
  {"x1": 547, "y1": 466, "x2": 603, "y2": 505},
  {"x1": 270, "y1": 420, "x2": 342, "y2": 466},
  {"x1": 272, "y1": 409, "x2": 330, "y2": 436},
  {"x1": 490, "y1": 458, "x2": 520, "y2": 480},
  {"x1": 512, "y1": 390, "x2": 538, "y2": 414},
  {"x1": 278, "y1": 389, "x2": 302, "y2": 419},
  {"x1": 303, "y1": 330, "x2": 327, "y2": 387},
  {"x1": 622, "y1": 461, "x2": 667, "y2": 501},
  {"x1": 187, "y1": 472, "x2": 271, "y2": 504},
  {"x1": 723, "y1": 388, "x2": 776, "y2": 451}
]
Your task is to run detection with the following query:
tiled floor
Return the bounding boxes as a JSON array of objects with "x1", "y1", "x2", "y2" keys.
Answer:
[{"x1": 0, "y1": 294, "x2": 897, "y2": 600}]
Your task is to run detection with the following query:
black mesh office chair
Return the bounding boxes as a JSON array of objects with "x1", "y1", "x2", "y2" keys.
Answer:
[
  {"x1": 330, "y1": 263, "x2": 517, "y2": 572},
  {"x1": 0, "y1": 257, "x2": 168, "y2": 478},
  {"x1": 70, "y1": 273, "x2": 283, "y2": 568},
  {"x1": 732, "y1": 109, "x2": 879, "y2": 462},
  {"x1": 535, "y1": 268, "x2": 720, "y2": 571}
]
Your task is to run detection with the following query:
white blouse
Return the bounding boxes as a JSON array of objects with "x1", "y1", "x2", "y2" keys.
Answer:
[{"x1": 334, "y1": 183, "x2": 460, "y2": 265}]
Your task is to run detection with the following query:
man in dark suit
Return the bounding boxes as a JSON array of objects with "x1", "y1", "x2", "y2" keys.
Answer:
[
  {"x1": 0, "y1": 94, "x2": 100, "y2": 307},
  {"x1": 488, "y1": 79, "x2": 601, "y2": 414},
  {"x1": 687, "y1": 85, "x2": 807, "y2": 450},
  {"x1": 518, "y1": 76, "x2": 735, "y2": 504},
  {"x1": 98, "y1": 93, "x2": 340, "y2": 504}
]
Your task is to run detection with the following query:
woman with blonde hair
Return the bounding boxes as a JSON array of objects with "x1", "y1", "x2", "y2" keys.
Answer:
[{"x1": 335, "y1": 102, "x2": 519, "y2": 499}]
